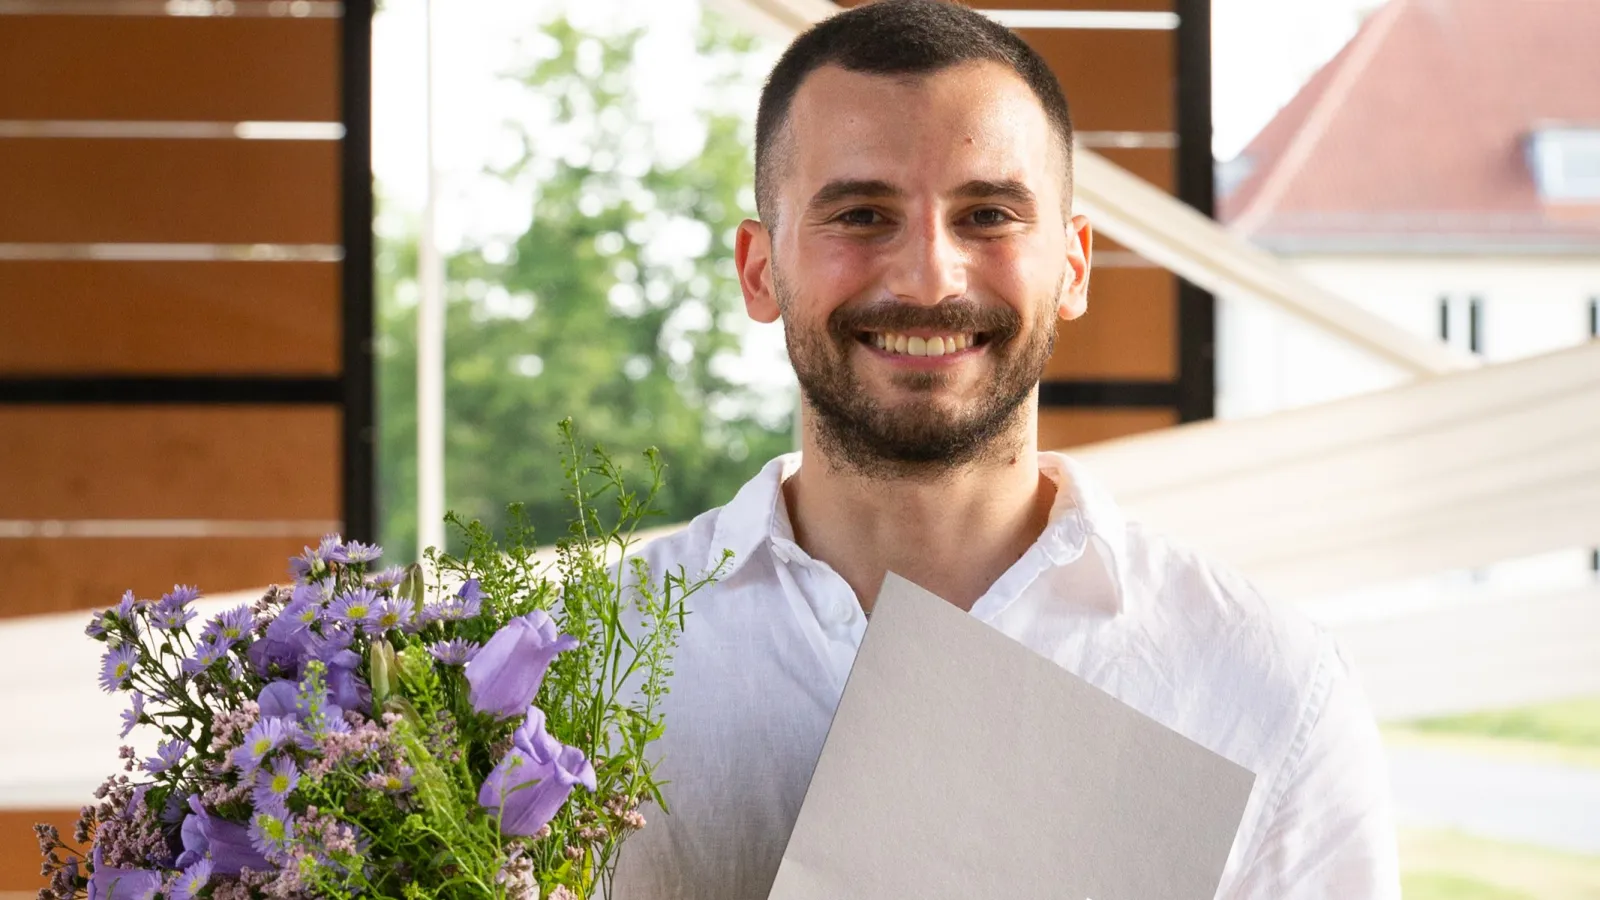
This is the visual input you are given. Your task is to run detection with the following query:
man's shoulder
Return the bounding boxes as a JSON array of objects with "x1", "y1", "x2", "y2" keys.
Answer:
[{"x1": 1117, "y1": 517, "x2": 1341, "y2": 701}]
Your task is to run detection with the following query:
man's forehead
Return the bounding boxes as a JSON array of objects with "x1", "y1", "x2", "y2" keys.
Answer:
[{"x1": 781, "y1": 61, "x2": 1058, "y2": 188}]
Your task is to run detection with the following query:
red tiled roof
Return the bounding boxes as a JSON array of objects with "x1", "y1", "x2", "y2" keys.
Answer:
[{"x1": 1220, "y1": 0, "x2": 1600, "y2": 251}]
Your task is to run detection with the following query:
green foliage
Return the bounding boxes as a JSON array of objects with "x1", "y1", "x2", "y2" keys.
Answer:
[
  {"x1": 1401, "y1": 872, "x2": 1534, "y2": 900},
  {"x1": 423, "y1": 421, "x2": 727, "y2": 898},
  {"x1": 1411, "y1": 697, "x2": 1600, "y2": 749},
  {"x1": 376, "y1": 9, "x2": 791, "y2": 564}
]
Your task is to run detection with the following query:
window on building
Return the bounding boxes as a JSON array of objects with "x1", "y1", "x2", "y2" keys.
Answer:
[{"x1": 1527, "y1": 127, "x2": 1600, "y2": 202}]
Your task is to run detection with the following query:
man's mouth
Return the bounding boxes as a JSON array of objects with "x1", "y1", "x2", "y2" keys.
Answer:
[{"x1": 857, "y1": 331, "x2": 989, "y2": 358}]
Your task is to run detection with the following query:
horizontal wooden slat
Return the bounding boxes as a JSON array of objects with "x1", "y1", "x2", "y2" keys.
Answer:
[
  {"x1": 1048, "y1": 267, "x2": 1176, "y2": 379},
  {"x1": 1021, "y1": 28, "x2": 1174, "y2": 132},
  {"x1": 0, "y1": 261, "x2": 341, "y2": 375},
  {"x1": 1092, "y1": 146, "x2": 1174, "y2": 193},
  {"x1": 1038, "y1": 407, "x2": 1176, "y2": 450},
  {"x1": 0, "y1": 407, "x2": 341, "y2": 520},
  {"x1": 0, "y1": 809, "x2": 76, "y2": 892},
  {"x1": 0, "y1": 535, "x2": 321, "y2": 619},
  {"x1": 0, "y1": 139, "x2": 339, "y2": 244},
  {"x1": 0, "y1": 15, "x2": 338, "y2": 122}
]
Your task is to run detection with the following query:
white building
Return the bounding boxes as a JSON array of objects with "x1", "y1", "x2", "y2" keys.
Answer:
[{"x1": 1216, "y1": 0, "x2": 1600, "y2": 597}]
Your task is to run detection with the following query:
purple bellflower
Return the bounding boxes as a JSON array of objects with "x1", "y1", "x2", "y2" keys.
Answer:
[
  {"x1": 87, "y1": 845, "x2": 160, "y2": 900},
  {"x1": 465, "y1": 610, "x2": 578, "y2": 719},
  {"x1": 478, "y1": 706, "x2": 596, "y2": 836},
  {"x1": 176, "y1": 796, "x2": 270, "y2": 875}
]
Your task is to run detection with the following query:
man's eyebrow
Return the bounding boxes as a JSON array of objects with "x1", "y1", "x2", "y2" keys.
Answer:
[
  {"x1": 806, "y1": 179, "x2": 903, "y2": 211},
  {"x1": 952, "y1": 179, "x2": 1038, "y2": 206}
]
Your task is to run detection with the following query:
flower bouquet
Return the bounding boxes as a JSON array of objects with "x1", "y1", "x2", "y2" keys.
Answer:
[{"x1": 35, "y1": 425, "x2": 723, "y2": 900}]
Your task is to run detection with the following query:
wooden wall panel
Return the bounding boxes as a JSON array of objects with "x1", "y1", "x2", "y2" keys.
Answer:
[
  {"x1": 0, "y1": 535, "x2": 323, "y2": 618},
  {"x1": 0, "y1": 407, "x2": 341, "y2": 520},
  {"x1": 1039, "y1": 407, "x2": 1177, "y2": 450},
  {"x1": 0, "y1": 139, "x2": 339, "y2": 244},
  {"x1": 0, "y1": 809, "x2": 77, "y2": 893},
  {"x1": 1048, "y1": 267, "x2": 1176, "y2": 379},
  {"x1": 1016, "y1": 28, "x2": 1173, "y2": 132},
  {"x1": 1093, "y1": 147, "x2": 1174, "y2": 193},
  {"x1": 0, "y1": 15, "x2": 339, "y2": 123},
  {"x1": 0, "y1": 261, "x2": 341, "y2": 375}
]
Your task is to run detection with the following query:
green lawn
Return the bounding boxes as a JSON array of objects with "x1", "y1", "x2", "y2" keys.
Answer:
[
  {"x1": 1400, "y1": 829, "x2": 1600, "y2": 900},
  {"x1": 1411, "y1": 697, "x2": 1600, "y2": 749}
]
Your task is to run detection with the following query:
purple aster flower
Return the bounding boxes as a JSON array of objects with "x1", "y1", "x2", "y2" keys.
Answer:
[
  {"x1": 86, "y1": 845, "x2": 160, "y2": 900},
  {"x1": 232, "y1": 717, "x2": 296, "y2": 774},
  {"x1": 427, "y1": 638, "x2": 481, "y2": 665},
  {"x1": 266, "y1": 597, "x2": 321, "y2": 643},
  {"x1": 466, "y1": 610, "x2": 578, "y2": 719},
  {"x1": 370, "y1": 597, "x2": 413, "y2": 634},
  {"x1": 85, "y1": 610, "x2": 110, "y2": 640},
  {"x1": 318, "y1": 534, "x2": 351, "y2": 564},
  {"x1": 150, "y1": 585, "x2": 200, "y2": 631},
  {"x1": 367, "y1": 565, "x2": 407, "y2": 590},
  {"x1": 99, "y1": 645, "x2": 138, "y2": 693},
  {"x1": 119, "y1": 692, "x2": 146, "y2": 738},
  {"x1": 115, "y1": 589, "x2": 144, "y2": 621},
  {"x1": 180, "y1": 638, "x2": 228, "y2": 674},
  {"x1": 248, "y1": 803, "x2": 294, "y2": 862},
  {"x1": 344, "y1": 540, "x2": 383, "y2": 563},
  {"x1": 291, "y1": 578, "x2": 334, "y2": 606},
  {"x1": 424, "y1": 578, "x2": 484, "y2": 623},
  {"x1": 200, "y1": 605, "x2": 254, "y2": 645},
  {"x1": 142, "y1": 738, "x2": 189, "y2": 775},
  {"x1": 479, "y1": 706, "x2": 596, "y2": 836},
  {"x1": 329, "y1": 588, "x2": 379, "y2": 631},
  {"x1": 253, "y1": 757, "x2": 300, "y2": 809},
  {"x1": 168, "y1": 858, "x2": 212, "y2": 900},
  {"x1": 176, "y1": 796, "x2": 270, "y2": 875}
]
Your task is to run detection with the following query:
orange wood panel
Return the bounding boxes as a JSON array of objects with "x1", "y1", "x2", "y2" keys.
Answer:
[
  {"x1": 1019, "y1": 28, "x2": 1174, "y2": 133},
  {"x1": 1038, "y1": 407, "x2": 1176, "y2": 451},
  {"x1": 0, "y1": 406, "x2": 341, "y2": 520},
  {"x1": 0, "y1": 261, "x2": 341, "y2": 375},
  {"x1": 1047, "y1": 267, "x2": 1175, "y2": 379},
  {"x1": 0, "y1": 139, "x2": 339, "y2": 244},
  {"x1": 1091, "y1": 146, "x2": 1174, "y2": 193},
  {"x1": 0, "y1": 535, "x2": 322, "y2": 618},
  {"x1": 0, "y1": 809, "x2": 78, "y2": 893},
  {"x1": 0, "y1": 15, "x2": 338, "y2": 122}
]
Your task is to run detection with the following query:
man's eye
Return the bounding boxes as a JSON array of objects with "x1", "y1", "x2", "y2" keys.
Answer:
[
  {"x1": 969, "y1": 208, "x2": 1014, "y2": 227},
  {"x1": 836, "y1": 208, "x2": 883, "y2": 226}
]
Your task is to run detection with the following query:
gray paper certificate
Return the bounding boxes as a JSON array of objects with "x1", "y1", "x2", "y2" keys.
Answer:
[{"x1": 766, "y1": 573, "x2": 1256, "y2": 900}]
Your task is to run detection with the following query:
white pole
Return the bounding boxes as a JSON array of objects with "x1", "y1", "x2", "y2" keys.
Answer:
[{"x1": 417, "y1": 0, "x2": 447, "y2": 560}]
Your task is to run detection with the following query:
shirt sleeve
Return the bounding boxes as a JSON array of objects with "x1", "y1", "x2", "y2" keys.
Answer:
[{"x1": 1224, "y1": 643, "x2": 1403, "y2": 899}]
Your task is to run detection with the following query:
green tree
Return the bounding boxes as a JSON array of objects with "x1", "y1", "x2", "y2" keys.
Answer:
[{"x1": 377, "y1": 10, "x2": 793, "y2": 563}]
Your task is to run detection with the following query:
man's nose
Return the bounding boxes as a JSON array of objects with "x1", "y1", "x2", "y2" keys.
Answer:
[{"x1": 883, "y1": 216, "x2": 968, "y2": 306}]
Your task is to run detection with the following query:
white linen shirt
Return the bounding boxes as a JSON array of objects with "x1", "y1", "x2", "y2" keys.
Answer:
[{"x1": 610, "y1": 452, "x2": 1400, "y2": 899}]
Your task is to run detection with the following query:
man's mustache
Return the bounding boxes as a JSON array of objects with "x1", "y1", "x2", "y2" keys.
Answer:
[{"x1": 828, "y1": 300, "x2": 1021, "y2": 342}]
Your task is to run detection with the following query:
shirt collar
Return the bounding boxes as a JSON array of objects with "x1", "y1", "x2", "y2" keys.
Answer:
[{"x1": 707, "y1": 451, "x2": 1128, "y2": 613}]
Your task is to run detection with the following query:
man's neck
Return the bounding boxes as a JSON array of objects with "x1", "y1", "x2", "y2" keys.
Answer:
[{"x1": 782, "y1": 419, "x2": 1057, "y2": 613}]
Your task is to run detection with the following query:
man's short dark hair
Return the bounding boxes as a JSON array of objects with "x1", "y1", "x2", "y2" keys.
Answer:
[{"x1": 753, "y1": 0, "x2": 1075, "y2": 224}]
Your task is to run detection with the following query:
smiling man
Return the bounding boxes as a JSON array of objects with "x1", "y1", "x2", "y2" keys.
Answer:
[{"x1": 611, "y1": 1, "x2": 1400, "y2": 898}]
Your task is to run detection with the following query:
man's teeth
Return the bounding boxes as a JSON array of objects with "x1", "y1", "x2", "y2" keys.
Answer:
[{"x1": 872, "y1": 332, "x2": 974, "y2": 357}]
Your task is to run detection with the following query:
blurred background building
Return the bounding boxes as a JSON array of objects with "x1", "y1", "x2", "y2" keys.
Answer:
[{"x1": 1, "y1": 0, "x2": 1597, "y2": 896}]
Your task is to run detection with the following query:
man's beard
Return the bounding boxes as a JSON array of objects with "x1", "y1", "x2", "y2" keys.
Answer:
[{"x1": 775, "y1": 267, "x2": 1061, "y2": 479}]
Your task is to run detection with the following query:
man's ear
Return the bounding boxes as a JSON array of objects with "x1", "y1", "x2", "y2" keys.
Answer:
[
  {"x1": 736, "y1": 219, "x2": 781, "y2": 324},
  {"x1": 1058, "y1": 213, "x2": 1092, "y2": 321}
]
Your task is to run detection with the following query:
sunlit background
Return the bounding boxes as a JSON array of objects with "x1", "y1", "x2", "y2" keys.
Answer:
[{"x1": 2, "y1": 0, "x2": 1597, "y2": 896}]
